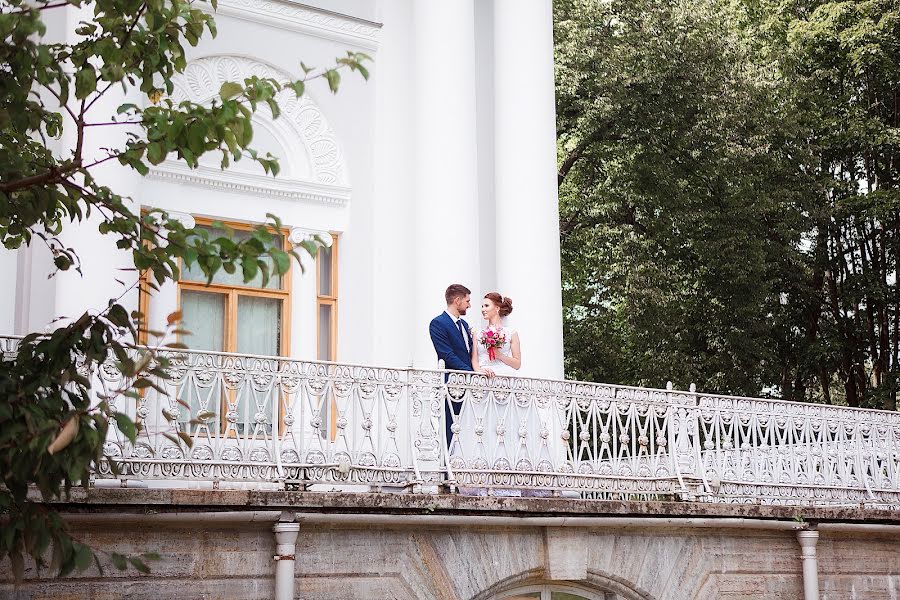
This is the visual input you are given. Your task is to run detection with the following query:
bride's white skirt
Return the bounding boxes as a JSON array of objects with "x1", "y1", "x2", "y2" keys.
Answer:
[{"x1": 448, "y1": 372, "x2": 556, "y2": 497}]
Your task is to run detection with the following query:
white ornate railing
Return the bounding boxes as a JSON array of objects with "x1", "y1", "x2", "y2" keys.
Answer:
[{"x1": 4, "y1": 335, "x2": 900, "y2": 507}]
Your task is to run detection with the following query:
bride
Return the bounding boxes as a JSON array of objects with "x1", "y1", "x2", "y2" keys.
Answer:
[
  {"x1": 471, "y1": 292, "x2": 520, "y2": 377},
  {"x1": 452, "y1": 292, "x2": 547, "y2": 496}
]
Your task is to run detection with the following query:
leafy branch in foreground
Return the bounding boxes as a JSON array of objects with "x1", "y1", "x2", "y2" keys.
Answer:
[{"x1": 0, "y1": 0, "x2": 369, "y2": 580}]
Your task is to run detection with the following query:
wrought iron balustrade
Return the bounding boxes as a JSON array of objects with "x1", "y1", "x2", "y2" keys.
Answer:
[{"x1": 3, "y1": 335, "x2": 899, "y2": 507}]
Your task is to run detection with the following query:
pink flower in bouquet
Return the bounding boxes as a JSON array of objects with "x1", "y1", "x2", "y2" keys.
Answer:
[{"x1": 479, "y1": 326, "x2": 506, "y2": 361}]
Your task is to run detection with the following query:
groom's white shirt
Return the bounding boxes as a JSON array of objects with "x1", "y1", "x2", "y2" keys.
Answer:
[{"x1": 444, "y1": 310, "x2": 470, "y2": 352}]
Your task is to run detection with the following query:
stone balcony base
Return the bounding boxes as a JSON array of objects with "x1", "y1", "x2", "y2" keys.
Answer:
[
  {"x1": 41, "y1": 487, "x2": 900, "y2": 524},
  {"x1": 5, "y1": 489, "x2": 900, "y2": 600}
]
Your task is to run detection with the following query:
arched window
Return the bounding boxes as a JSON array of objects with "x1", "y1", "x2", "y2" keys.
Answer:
[{"x1": 494, "y1": 584, "x2": 611, "y2": 600}]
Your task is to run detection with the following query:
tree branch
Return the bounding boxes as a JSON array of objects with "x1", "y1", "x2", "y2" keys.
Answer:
[
  {"x1": 557, "y1": 123, "x2": 613, "y2": 187},
  {"x1": 84, "y1": 121, "x2": 142, "y2": 127},
  {"x1": 5, "y1": 1, "x2": 68, "y2": 15},
  {"x1": 0, "y1": 167, "x2": 67, "y2": 193}
]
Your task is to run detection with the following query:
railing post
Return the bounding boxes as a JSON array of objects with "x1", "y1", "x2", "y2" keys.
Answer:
[
  {"x1": 409, "y1": 369, "x2": 444, "y2": 493},
  {"x1": 672, "y1": 382, "x2": 700, "y2": 500}
]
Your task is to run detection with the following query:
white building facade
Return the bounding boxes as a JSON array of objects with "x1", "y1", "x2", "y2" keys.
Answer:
[{"x1": 0, "y1": 0, "x2": 565, "y2": 378}]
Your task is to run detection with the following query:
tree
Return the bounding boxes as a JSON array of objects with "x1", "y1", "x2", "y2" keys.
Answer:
[
  {"x1": 0, "y1": 0, "x2": 369, "y2": 579},
  {"x1": 555, "y1": 0, "x2": 900, "y2": 410},
  {"x1": 555, "y1": 0, "x2": 810, "y2": 395},
  {"x1": 771, "y1": 0, "x2": 900, "y2": 408}
]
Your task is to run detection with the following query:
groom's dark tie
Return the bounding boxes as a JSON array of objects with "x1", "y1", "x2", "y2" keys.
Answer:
[{"x1": 456, "y1": 320, "x2": 469, "y2": 352}]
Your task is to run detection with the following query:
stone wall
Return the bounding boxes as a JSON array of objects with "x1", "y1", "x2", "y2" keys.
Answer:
[{"x1": 2, "y1": 490, "x2": 900, "y2": 599}]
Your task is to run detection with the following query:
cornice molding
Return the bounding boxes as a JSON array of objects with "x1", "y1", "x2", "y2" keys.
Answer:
[
  {"x1": 213, "y1": 0, "x2": 381, "y2": 50},
  {"x1": 148, "y1": 163, "x2": 351, "y2": 206}
]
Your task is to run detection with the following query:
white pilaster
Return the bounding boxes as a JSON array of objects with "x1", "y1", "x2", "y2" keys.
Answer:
[
  {"x1": 412, "y1": 0, "x2": 481, "y2": 367},
  {"x1": 0, "y1": 248, "x2": 17, "y2": 334},
  {"x1": 48, "y1": 5, "x2": 144, "y2": 329},
  {"x1": 493, "y1": 0, "x2": 564, "y2": 378}
]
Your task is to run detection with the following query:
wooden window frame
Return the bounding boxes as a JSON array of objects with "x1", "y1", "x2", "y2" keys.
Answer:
[
  {"x1": 137, "y1": 268, "x2": 151, "y2": 347},
  {"x1": 316, "y1": 233, "x2": 339, "y2": 362},
  {"x1": 316, "y1": 233, "x2": 339, "y2": 439},
  {"x1": 176, "y1": 216, "x2": 293, "y2": 358}
]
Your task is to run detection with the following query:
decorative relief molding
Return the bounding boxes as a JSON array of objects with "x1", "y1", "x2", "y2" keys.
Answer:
[
  {"x1": 214, "y1": 0, "x2": 381, "y2": 50},
  {"x1": 150, "y1": 55, "x2": 351, "y2": 205},
  {"x1": 149, "y1": 162, "x2": 351, "y2": 206},
  {"x1": 166, "y1": 211, "x2": 196, "y2": 229},
  {"x1": 289, "y1": 226, "x2": 334, "y2": 246}
]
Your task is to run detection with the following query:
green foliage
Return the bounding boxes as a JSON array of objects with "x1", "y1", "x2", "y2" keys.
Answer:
[
  {"x1": 0, "y1": 0, "x2": 369, "y2": 581},
  {"x1": 556, "y1": 0, "x2": 809, "y2": 394},
  {"x1": 556, "y1": 0, "x2": 899, "y2": 408}
]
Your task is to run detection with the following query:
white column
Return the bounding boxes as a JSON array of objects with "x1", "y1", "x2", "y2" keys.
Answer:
[
  {"x1": 493, "y1": 0, "x2": 564, "y2": 379},
  {"x1": 797, "y1": 530, "x2": 821, "y2": 600},
  {"x1": 273, "y1": 521, "x2": 300, "y2": 600},
  {"x1": 412, "y1": 0, "x2": 481, "y2": 368},
  {"x1": 371, "y1": 1, "x2": 413, "y2": 368}
]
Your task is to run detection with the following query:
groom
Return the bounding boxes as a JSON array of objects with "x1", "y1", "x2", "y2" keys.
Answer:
[{"x1": 429, "y1": 284, "x2": 474, "y2": 449}]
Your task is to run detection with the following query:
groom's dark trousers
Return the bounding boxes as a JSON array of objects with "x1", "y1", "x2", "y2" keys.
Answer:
[{"x1": 428, "y1": 312, "x2": 474, "y2": 451}]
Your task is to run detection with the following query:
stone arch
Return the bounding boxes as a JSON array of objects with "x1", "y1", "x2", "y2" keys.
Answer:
[
  {"x1": 471, "y1": 570, "x2": 657, "y2": 600},
  {"x1": 152, "y1": 54, "x2": 351, "y2": 205}
]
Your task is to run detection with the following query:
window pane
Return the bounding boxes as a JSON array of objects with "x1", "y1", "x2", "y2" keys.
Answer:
[
  {"x1": 181, "y1": 290, "x2": 225, "y2": 351},
  {"x1": 179, "y1": 290, "x2": 226, "y2": 432},
  {"x1": 317, "y1": 244, "x2": 332, "y2": 296},
  {"x1": 182, "y1": 225, "x2": 283, "y2": 289},
  {"x1": 318, "y1": 303, "x2": 333, "y2": 361},
  {"x1": 237, "y1": 296, "x2": 281, "y2": 356},
  {"x1": 551, "y1": 593, "x2": 590, "y2": 600}
]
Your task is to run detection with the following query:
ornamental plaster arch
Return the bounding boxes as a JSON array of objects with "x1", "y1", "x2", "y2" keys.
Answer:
[
  {"x1": 471, "y1": 570, "x2": 656, "y2": 600},
  {"x1": 150, "y1": 54, "x2": 351, "y2": 205}
]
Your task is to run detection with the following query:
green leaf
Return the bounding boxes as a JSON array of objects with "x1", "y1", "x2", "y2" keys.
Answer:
[
  {"x1": 324, "y1": 69, "x2": 341, "y2": 94},
  {"x1": 111, "y1": 553, "x2": 128, "y2": 570},
  {"x1": 75, "y1": 64, "x2": 97, "y2": 99},
  {"x1": 289, "y1": 81, "x2": 305, "y2": 97},
  {"x1": 219, "y1": 81, "x2": 243, "y2": 100},
  {"x1": 271, "y1": 249, "x2": 290, "y2": 274},
  {"x1": 147, "y1": 142, "x2": 166, "y2": 165},
  {"x1": 128, "y1": 557, "x2": 150, "y2": 574},
  {"x1": 74, "y1": 543, "x2": 93, "y2": 571},
  {"x1": 113, "y1": 413, "x2": 137, "y2": 443}
]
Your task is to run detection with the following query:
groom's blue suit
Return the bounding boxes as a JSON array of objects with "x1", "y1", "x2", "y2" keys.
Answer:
[{"x1": 429, "y1": 312, "x2": 474, "y2": 449}]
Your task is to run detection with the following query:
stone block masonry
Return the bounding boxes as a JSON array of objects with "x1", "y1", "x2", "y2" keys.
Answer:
[{"x1": 2, "y1": 490, "x2": 900, "y2": 599}]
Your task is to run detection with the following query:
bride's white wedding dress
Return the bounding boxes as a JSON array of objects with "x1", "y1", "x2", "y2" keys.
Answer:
[{"x1": 450, "y1": 322, "x2": 551, "y2": 496}]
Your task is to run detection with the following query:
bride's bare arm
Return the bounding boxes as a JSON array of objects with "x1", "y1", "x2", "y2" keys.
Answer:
[{"x1": 496, "y1": 332, "x2": 521, "y2": 370}]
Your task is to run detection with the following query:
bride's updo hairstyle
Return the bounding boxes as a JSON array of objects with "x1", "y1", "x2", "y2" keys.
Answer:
[{"x1": 484, "y1": 292, "x2": 513, "y2": 317}]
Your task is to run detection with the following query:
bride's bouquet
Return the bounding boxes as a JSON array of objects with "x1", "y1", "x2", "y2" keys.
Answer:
[{"x1": 479, "y1": 326, "x2": 506, "y2": 361}]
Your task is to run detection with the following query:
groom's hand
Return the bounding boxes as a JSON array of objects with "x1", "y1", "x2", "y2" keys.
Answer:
[{"x1": 481, "y1": 367, "x2": 496, "y2": 378}]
